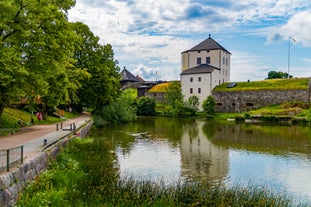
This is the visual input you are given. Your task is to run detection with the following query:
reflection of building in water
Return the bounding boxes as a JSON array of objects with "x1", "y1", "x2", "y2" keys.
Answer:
[{"x1": 180, "y1": 120, "x2": 229, "y2": 181}]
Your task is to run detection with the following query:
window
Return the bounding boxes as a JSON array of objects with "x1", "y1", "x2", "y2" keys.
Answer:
[
  {"x1": 197, "y1": 57, "x2": 201, "y2": 65},
  {"x1": 190, "y1": 77, "x2": 193, "y2": 82},
  {"x1": 226, "y1": 58, "x2": 228, "y2": 66},
  {"x1": 206, "y1": 57, "x2": 210, "y2": 64},
  {"x1": 190, "y1": 88, "x2": 193, "y2": 94},
  {"x1": 198, "y1": 51, "x2": 201, "y2": 53},
  {"x1": 198, "y1": 77, "x2": 201, "y2": 82},
  {"x1": 198, "y1": 88, "x2": 201, "y2": 94},
  {"x1": 223, "y1": 57, "x2": 225, "y2": 65}
]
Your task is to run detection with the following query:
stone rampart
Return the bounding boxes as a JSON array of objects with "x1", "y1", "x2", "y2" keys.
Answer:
[
  {"x1": 0, "y1": 120, "x2": 93, "y2": 207},
  {"x1": 213, "y1": 89, "x2": 311, "y2": 113}
]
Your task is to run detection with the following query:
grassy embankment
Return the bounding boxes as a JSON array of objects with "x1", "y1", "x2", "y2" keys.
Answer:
[
  {"x1": 0, "y1": 107, "x2": 79, "y2": 136},
  {"x1": 16, "y1": 137, "x2": 307, "y2": 207},
  {"x1": 213, "y1": 78, "x2": 311, "y2": 122},
  {"x1": 213, "y1": 78, "x2": 309, "y2": 92}
]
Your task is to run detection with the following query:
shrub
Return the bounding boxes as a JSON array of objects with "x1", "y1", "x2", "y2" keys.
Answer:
[
  {"x1": 184, "y1": 96, "x2": 199, "y2": 116},
  {"x1": 202, "y1": 96, "x2": 216, "y2": 115},
  {"x1": 136, "y1": 97, "x2": 156, "y2": 116},
  {"x1": 281, "y1": 101, "x2": 309, "y2": 110},
  {"x1": 94, "y1": 93, "x2": 136, "y2": 127}
]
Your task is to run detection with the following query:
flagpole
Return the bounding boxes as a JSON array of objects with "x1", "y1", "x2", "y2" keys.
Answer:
[
  {"x1": 287, "y1": 36, "x2": 296, "y2": 79},
  {"x1": 288, "y1": 36, "x2": 290, "y2": 79}
]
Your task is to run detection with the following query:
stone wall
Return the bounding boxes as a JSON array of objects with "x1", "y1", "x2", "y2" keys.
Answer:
[
  {"x1": 0, "y1": 120, "x2": 93, "y2": 207},
  {"x1": 212, "y1": 89, "x2": 311, "y2": 113}
]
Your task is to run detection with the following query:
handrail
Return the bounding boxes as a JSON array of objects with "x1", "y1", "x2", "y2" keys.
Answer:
[{"x1": 0, "y1": 145, "x2": 24, "y2": 173}]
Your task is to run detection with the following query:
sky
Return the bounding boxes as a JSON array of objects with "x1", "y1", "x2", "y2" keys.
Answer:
[{"x1": 68, "y1": 0, "x2": 311, "y2": 82}]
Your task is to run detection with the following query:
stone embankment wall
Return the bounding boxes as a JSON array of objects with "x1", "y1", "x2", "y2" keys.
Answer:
[
  {"x1": 213, "y1": 89, "x2": 311, "y2": 113},
  {"x1": 0, "y1": 120, "x2": 93, "y2": 207}
]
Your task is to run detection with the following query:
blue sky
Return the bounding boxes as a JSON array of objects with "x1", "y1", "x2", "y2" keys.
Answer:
[{"x1": 68, "y1": 0, "x2": 311, "y2": 82}]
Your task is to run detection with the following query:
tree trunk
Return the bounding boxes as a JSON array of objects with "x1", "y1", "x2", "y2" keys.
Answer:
[{"x1": 42, "y1": 103, "x2": 48, "y2": 120}]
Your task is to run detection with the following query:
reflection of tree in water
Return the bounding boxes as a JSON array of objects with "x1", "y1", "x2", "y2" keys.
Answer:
[
  {"x1": 202, "y1": 121, "x2": 216, "y2": 139},
  {"x1": 208, "y1": 122, "x2": 311, "y2": 155}
]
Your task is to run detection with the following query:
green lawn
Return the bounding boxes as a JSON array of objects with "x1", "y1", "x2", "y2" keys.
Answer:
[
  {"x1": 214, "y1": 78, "x2": 309, "y2": 92},
  {"x1": 0, "y1": 107, "x2": 80, "y2": 136}
]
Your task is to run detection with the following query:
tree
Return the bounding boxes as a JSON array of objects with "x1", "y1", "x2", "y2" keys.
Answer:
[
  {"x1": 0, "y1": 0, "x2": 77, "y2": 120},
  {"x1": 72, "y1": 22, "x2": 120, "y2": 113},
  {"x1": 266, "y1": 71, "x2": 292, "y2": 79},
  {"x1": 21, "y1": 0, "x2": 77, "y2": 119},
  {"x1": 94, "y1": 91, "x2": 136, "y2": 127},
  {"x1": 137, "y1": 97, "x2": 156, "y2": 116},
  {"x1": 202, "y1": 96, "x2": 216, "y2": 115},
  {"x1": 184, "y1": 95, "x2": 199, "y2": 116},
  {"x1": 165, "y1": 81, "x2": 183, "y2": 109}
]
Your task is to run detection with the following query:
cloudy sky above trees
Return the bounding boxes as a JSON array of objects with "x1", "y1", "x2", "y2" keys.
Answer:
[{"x1": 68, "y1": 0, "x2": 311, "y2": 82}]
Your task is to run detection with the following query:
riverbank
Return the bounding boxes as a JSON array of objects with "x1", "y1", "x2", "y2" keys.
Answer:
[
  {"x1": 0, "y1": 116, "x2": 93, "y2": 207},
  {"x1": 16, "y1": 136, "x2": 308, "y2": 207}
]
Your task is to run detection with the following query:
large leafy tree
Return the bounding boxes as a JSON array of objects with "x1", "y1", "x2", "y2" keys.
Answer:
[
  {"x1": 0, "y1": 0, "x2": 29, "y2": 121},
  {"x1": 0, "y1": 0, "x2": 79, "y2": 120},
  {"x1": 72, "y1": 22, "x2": 121, "y2": 113}
]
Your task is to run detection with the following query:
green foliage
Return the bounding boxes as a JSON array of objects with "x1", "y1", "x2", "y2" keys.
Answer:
[
  {"x1": 202, "y1": 95, "x2": 216, "y2": 115},
  {"x1": 249, "y1": 102, "x2": 310, "y2": 117},
  {"x1": 165, "y1": 81, "x2": 183, "y2": 108},
  {"x1": 184, "y1": 95, "x2": 199, "y2": 116},
  {"x1": 137, "y1": 97, "x2": 156, "y2": 116},
  {"x1": 123, "y1": 88, "x2": 137, "y2": 99},
  {"x1": 281, "y1": 101, "x2": 309, "y2": 110},
  {"x1": 0, "y1": 0, "x2": 78, "y2": 120},
  {"x1": 170, "y1": 99, "x2": 185, "y2": 117},
  {"x1": 267, "y1": 71, "x2": 292, "y2": 79},
  {"x1": 0, "y1": 1, "x2": 120, "y2": 121},
  {"x1": 72, "y1": 22, "x2": 121, "y2": 113},
  {"x1": 17, "y1": 137, "x2": 118, "y2": 207},
  {"x1": 94, "y1": 93, "x2": 136, "y2": 127}
]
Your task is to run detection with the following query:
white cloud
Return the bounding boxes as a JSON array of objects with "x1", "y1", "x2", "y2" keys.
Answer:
[
  {"x1": 230, "y1": 51, "x2": 270, "y2": 82},
  {"x1": 68, "y1": 0, "x2": 311, "y2": 82},
  {"x1": 268, "y1": 11, "x2": 311, "y2": 47}
]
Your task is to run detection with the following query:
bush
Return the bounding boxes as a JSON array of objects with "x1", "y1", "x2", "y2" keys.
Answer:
[
  {"x1": 184, "y1": 96, "x2": 199, "y2": 116},
  {"x1": 136, "y1": 97, "x2": 156, "y2": 116},
  {"x1": 94, "y1": 93, "x2": 136, "y2": 127},
  {"x1": 202, "y1": 96, "x2": 216, "y2": 115},
  {"x1": 281, "y1": 101, "x2": 309, "y2": 110}
]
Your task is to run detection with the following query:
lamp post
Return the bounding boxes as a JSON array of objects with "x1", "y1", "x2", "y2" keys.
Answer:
[{"x1": 288, "y1": 36, "x2": 296, "y2": 78}]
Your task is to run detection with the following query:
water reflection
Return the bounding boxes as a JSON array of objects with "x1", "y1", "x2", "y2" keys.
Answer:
[
  {"x1": 95, "y1": 116, "x2": 311, "y2": 203},
  {"x1": 180, "y1": 121, "x2": 229, "y2": 181}
]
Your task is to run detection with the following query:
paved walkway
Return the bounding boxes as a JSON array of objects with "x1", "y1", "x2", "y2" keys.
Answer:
[{"x1": 0, "y1": 113, "x2": 91, "y2": 161}]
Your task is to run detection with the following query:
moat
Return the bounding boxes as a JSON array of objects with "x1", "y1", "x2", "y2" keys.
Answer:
[{"x1": 94, "y1": 116, "x2": 311, "y2": 204}]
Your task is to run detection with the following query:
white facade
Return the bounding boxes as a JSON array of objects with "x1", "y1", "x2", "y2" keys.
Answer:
[
  {"x1": 181, "y1": 71, "x2": 222, "y2": 107},
  {"x1": 180, "y1": 36, "x2": 231, "y2": 109}
]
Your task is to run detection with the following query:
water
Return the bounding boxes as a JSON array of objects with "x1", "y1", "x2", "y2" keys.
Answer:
[{"x1": 96, "y1": 116, "x2": 311, "y2": 204}]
